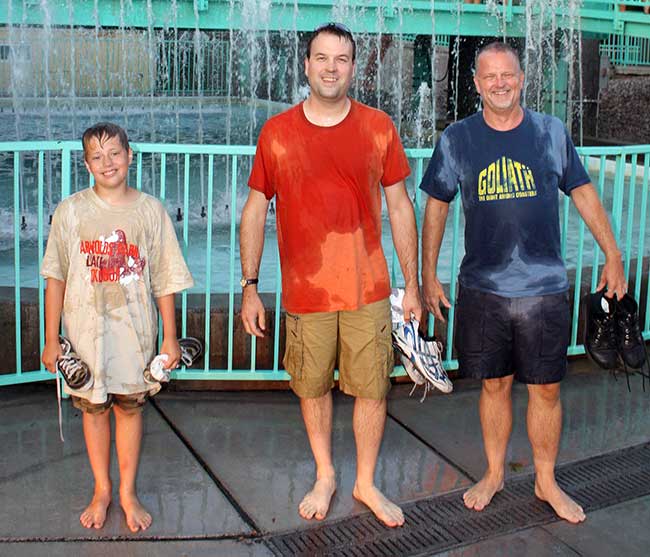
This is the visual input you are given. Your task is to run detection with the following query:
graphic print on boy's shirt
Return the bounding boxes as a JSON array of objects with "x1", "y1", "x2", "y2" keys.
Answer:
[{"x1": 79, "y1": 229, "x2": 146, "y2": 285}]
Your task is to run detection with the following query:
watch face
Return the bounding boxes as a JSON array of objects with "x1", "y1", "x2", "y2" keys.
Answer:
[{"x1": 240, "y1": 278, "x2": 247, "y2": 288}]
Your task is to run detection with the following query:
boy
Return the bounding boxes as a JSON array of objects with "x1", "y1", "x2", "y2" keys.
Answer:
[{"x1": 41, "y1": 122, "x2": 193, "y2": 532}]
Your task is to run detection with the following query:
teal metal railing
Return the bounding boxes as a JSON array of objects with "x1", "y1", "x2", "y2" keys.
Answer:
[
  {"x1": 601, "y1": 33, "x2": 650, "y2": 66},
  {"x1": 1, "y1": 1, "x2": 649, "y2": 38},
  {"x1": 0, "y1": 141, "x2": 649, "y2": 386}
]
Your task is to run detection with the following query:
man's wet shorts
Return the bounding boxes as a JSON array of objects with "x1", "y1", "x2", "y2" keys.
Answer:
[
  {"x1": 71, "y1": 392, "x2": 149, "y2": 414},
  {"x1": 454, "y1": 285, "x2": 570, "y2": 384},
  {"x1": 283, "y1": 298, "x2": 393, "y2": 400}
]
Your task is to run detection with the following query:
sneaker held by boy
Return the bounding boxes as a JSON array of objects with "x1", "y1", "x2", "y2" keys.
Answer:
[
  {"x1": 179, "y1": 336, "x2": 203, "y2": 367},
  {"x1": 143, "y1": 337, "x2": 204, "y2": 383},
  {"x1": 56, "y1": 335, "x2": 93, "y2": 391}
]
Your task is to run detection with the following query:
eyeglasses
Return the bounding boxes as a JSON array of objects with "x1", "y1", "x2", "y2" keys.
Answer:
[{"x1": 314, "y1": 22, "x2": 352, "y2": 35}]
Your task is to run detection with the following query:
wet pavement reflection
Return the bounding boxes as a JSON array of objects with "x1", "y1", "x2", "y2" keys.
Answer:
[{"x1": 1, "y1": 359, "x2": 649, "y2": 555}]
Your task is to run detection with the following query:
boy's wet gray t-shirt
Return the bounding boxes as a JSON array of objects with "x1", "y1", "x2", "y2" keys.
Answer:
[
  {"x1": 41, "y1": 188, "x2": 193, "y2": 403},
  {"x1": 420, "y1": 109, "x2": 590, "y2": 297}
]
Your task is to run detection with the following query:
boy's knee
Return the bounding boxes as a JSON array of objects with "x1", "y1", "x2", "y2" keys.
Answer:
[{"x1": 112, "y1": 404, "x2": 143, "y2": 417}]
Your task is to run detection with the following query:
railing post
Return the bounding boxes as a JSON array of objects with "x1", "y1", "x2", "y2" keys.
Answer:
[
  {"x1": 204, "y1": 154, "x2": 214, "y2": 372},
  {"x1": 61, "y1": 145, "x2": 71, "y2": 198},
  {"x1": 227, "y1": 155, "x2": 238, "y2": 373},
  {"x1": 38, "y1": 151, "x2": 46, "y2": 371},
  {"x1": 13, "y1": 152, "x2": 22, "y2": 376}
]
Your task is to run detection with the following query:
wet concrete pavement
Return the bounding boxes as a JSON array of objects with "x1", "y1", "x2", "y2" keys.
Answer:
[{"x1": 1, "y1": 359, "x2": 649, "y2": 556}]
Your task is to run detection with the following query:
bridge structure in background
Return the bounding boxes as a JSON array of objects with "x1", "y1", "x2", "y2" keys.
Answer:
[{"x1": 0, "y1": 1, "x2": 649, "y2": 39}]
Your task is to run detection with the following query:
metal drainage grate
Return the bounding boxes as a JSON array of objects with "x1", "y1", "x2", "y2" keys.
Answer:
[{"x1": 266, "y1": 442, "x2": 650, "y2": 557}]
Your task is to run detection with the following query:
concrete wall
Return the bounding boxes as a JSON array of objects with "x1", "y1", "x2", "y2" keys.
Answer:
[{"x1": 598, "y1": 74, "x2": 650, "y2": 144}]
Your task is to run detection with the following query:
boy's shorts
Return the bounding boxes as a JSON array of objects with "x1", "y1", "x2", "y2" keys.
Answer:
[
  {"x1": 71, "y1": 392, "x2": 149, "y2": 414},
  {"x1": 454, "y1": 286, "x2": 570, "y2": 384},
  {"x1": 283, "y1": 298, "x2": 393, "y2": 400}
]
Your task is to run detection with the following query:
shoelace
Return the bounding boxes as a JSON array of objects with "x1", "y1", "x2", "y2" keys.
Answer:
[
  {"x1": 55, "y1": 355, "x2": 90, "y2": 443},
  {"x1": 56, "y1": 371, "x2": 65, "y2": 442},
  {"x1": 618, "y1": 315, "x2": 641, "y2": 345},
  {"x1": 409, "y1": 380, "x2": 432, "y2": 403},
  {"x1": 612, "y1": 339, "x2": 650, "y2": 394},
  {"x1": 593, "y1": 316, "x2": 617, "y2": 348}
]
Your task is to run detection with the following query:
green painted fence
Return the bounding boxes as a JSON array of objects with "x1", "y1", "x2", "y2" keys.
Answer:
[
  {"x1": 601, "y1": 34, "x2": 650, "y2": 66},
  {"x1": 0, "y1": 141, "x2": 649, "y2": 387}
]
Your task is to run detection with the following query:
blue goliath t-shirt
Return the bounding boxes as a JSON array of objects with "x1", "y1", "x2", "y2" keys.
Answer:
[{"x1": 420, "y1": 109, "x2": 590, "y2": 297}]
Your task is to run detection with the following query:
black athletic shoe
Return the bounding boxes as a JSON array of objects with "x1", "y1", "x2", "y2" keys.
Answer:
[
  {"x1": 584, "y1": 291, "x2": 619, "y2": 370},
  {"x1": 615, "y1": 294, "x2": 647, "y2": 370}
]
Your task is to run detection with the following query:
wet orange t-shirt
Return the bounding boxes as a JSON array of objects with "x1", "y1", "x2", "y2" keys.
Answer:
[{"x1": 248, "y1": 100, "x2": 410, "y2": 314}]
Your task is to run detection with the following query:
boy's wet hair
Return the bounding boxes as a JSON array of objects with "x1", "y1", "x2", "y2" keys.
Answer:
[
  {"x1": 474, "y1": 41, "x2": 522, "y2": 73},
  {"x1": 306, "y1": 22, "x2": 356, "y2": 62},
  {"x1": 82, "y1": 122, "x2": 130, "y2": 159}
]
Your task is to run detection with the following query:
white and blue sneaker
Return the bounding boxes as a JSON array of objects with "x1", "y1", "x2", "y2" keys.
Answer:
[
  {"x1": 392, "y1": 320, "x2": 453, "y2": 396},
  {"x1": 390, "y1": 288, "x2": 453, "y2": 400}
]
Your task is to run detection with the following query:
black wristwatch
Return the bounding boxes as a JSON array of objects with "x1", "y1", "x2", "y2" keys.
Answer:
[{"x1": 240, "y1": 277, "x2": 259, "y2": 288}]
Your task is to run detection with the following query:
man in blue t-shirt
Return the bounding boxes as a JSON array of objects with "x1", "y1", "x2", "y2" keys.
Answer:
[{"x1": 420, "y1": 42, "x2": 625, "y2": 524}]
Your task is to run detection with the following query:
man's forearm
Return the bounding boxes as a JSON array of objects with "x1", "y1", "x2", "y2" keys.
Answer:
[
  {"x1": 571, "y1": 183, "x2": 621, "y2": 260},
  {"x1": 389, "y1": 202, "x2": 419, "y2": 289},
  {"x1": 240, "y1": 192, "x2": 270, "y2": 278},
  {"x1": 385, "y1": 183, "x2": 419, "y2": 289}
]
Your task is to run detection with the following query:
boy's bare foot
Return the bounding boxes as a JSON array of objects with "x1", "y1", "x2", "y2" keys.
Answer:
[
  {"x1": 120, "y1": 492, "x2": 152, "y2": 532},
  {"x1": 463, "y1": 473, "x2": 504, "y2": 511},
  {"x1": 80, "y1": 490, "x2": 111, "y2": 529},
  {"x1": 298, "y1": 476, "x2": 336, "y2": 521},
  {"x1": 353, "y1": 483, "x2": 404, "y2": 528},
  {"x1": 535, "y1": 479, "x2": 586, "y2": 524}
]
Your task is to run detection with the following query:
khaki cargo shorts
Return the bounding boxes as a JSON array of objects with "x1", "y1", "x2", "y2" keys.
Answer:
[
  {"x1": 71, "y1": 392, "x2": 149, "y2": 414},
  {"x1": 283, "y1": 298, "x2": 393, "y2": 400}
]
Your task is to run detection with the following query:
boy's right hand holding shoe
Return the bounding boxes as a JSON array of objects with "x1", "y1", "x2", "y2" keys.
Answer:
[{"x1": 42, "y1": 338, "x2": 63, "y2": 373}]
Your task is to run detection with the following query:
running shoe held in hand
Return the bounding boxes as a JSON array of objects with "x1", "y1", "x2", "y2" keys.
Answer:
[
  {"x1": 56, "y1": 336, "x2": 93, "y2": 391},
  {"x1": 143, "y1": 337, "x2": 204, "y2": 384},
  {"x1": 390, "y1": 288, "x2": 453, "y2": 399}
]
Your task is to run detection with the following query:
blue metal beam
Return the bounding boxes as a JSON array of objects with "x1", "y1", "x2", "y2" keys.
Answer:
[{"x1": 1, "y1": 1, "x2": 648, "y2": 39}]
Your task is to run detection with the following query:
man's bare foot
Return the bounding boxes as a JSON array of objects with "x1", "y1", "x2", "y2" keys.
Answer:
[
  {"x1": 120, "y1": 492, "x2": 152, "y2": 532},
  {"x1": 353, "y1": 483, "x2": 404, "y2": 528},
  {"x1": 80, "y1": 490, "x2": 111, "y2": 529},
  {"x1": 535, "y1": 479, "x2": 586, "y2": 524},
  {"x1": 299, "y1": 476, "x2": 336, "y2": 521},
  {"x1": 463, "y1": 473, "x2": 504, "y2": 511}
]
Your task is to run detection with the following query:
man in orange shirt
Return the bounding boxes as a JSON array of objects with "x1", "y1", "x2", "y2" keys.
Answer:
[{"x1": 240, "y1": 23, "x2": 421, "y2": 527}]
